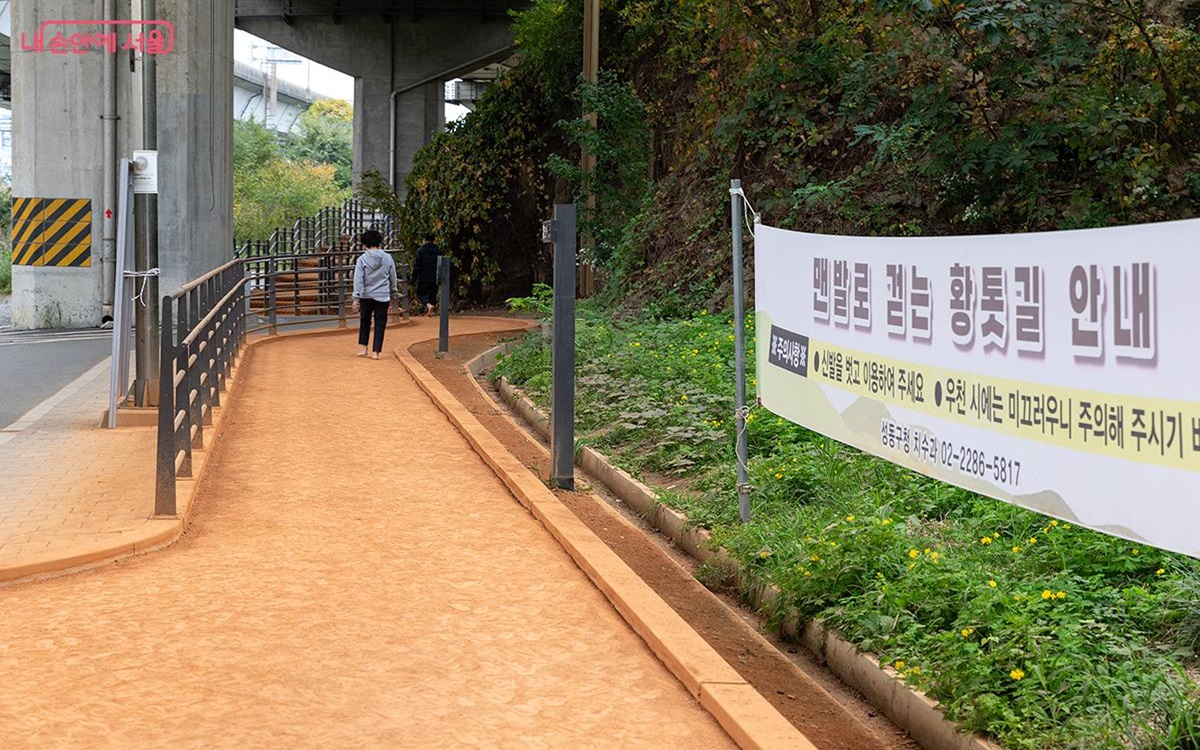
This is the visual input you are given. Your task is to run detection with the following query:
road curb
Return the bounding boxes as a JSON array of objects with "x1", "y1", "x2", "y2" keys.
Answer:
[
  {"x1": 480, "y1": 351, "x2": 1002, "y2": 750},
  {"x1": 397, "y1": 344, "x2": 816, "y2": 750}
]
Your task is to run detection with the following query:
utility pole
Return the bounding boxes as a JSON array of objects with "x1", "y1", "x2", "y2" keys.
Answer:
[
  {"x1": 579, "y1": 0, "x2": 599, "y2": 297},
  {"x1": 133, "y1": 0, "x2": 160, "y2": 406}
]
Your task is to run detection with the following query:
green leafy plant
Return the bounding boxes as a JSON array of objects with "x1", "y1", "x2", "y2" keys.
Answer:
[
  {"x1": 494, "y1": 309, "x2": 1200, "y2": 749},
  {"x1": 233, "y1": 118, "x2": 349, "y2": 243}
]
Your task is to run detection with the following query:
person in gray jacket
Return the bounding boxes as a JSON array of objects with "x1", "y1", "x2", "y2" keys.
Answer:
[{"x1": 351, "y1": 229, "x2": 398, "y2": 360}]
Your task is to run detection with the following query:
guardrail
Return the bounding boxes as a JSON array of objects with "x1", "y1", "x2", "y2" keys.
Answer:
[{"x1": 154, "y1": 250, "x2": 410, "y2": 515}]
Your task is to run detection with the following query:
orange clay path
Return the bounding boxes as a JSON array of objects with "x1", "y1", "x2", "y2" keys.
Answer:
[{"x1": 0, "y1": 317, "x2": 736, "y2": 749}]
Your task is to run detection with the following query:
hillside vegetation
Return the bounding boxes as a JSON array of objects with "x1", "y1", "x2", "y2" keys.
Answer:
[
  {"x1": 398, "y1": 0, "x2": 1200, "y2": 306},
  {"x1": 399, "y1": 2, "x2": 1200, "y2": 747}
]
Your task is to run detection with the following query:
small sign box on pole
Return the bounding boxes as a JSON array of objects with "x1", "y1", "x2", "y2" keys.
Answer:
[{"x1": 132, "y1": 150, "x2": 158, "y2": 194}]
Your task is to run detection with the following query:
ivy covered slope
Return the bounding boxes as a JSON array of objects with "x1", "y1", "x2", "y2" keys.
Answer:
[{"x1": 399, "y1": 0, "x2": 1200, "y2": 308}]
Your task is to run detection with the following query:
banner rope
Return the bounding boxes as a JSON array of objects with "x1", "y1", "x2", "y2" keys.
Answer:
[
  {"x1": 728, "y1": 186, "x2": 762, "y2": 238},
  {"x1": 125, "y1": 268, "x2": 160, "y2": 307}
]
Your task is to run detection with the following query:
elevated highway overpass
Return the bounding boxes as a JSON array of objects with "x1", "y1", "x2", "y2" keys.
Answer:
[{"x1": 9, "y1": 0, "x2": 526, "y2": 329}]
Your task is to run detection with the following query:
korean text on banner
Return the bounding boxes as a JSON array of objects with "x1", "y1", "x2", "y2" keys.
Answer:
[{"x1": 754, "y1": 220, "x2": 1200, "y2": 559}]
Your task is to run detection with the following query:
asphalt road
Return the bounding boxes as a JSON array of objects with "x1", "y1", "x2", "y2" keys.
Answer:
[{"x1": 0, "y1": 327, "x2": 114, "y2": 429}]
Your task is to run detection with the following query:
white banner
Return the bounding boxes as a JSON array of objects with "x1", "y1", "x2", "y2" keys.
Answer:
[{"x1": 755, "y1": 220, "x2": 1200, "y2": 558}]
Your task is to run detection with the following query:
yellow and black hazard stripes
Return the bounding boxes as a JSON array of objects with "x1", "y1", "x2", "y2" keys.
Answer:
[{"x1": 11, "y1": 197, "x2": 93, "y2": 268}]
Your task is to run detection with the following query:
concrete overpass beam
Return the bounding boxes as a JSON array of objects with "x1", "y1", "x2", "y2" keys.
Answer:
[{"x1": 238, "y1": 13, "x2": 514, "y2": 199}]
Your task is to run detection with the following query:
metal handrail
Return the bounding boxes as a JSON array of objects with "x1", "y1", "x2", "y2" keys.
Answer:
[{"x1": 154, "y1": 248, "x2": 410, "y2": 515}]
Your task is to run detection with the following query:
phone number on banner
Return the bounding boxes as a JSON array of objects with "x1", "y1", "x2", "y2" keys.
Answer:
[{"x1": 880, "y1": 418, "x2": 1024, "y2": 488}]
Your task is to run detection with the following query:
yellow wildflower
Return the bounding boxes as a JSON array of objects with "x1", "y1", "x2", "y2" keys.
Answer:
[
  {"x1": 1056, "y1": 591, "x2": 1066, "y2": 599},
  {"x1": 1012, "y1": 546, "x2": 1021, "y2": 554},
  {"x1": 1051, "y1": 520, "x2": 1059, "y2": 527},
  {"x1": 1010, "y1": 669, "x2": 1025, "y2": 681},
  {"x1": 961, "y1": 628, "x2": 974, "y2": 638},
  {"x1": 894, "y1": 661, "x2": 906, "y2": 670},
  {"x1": 1042, "y1": 589, "x2": 1053, "y2": 600},
  {"x1": 988, "y1": 580, "x2": 997, "y2": 588},
  {"x1": 980, "y1": 536, "x2": 993, "y2": 545},
  {"x1": 909, "y1": 549, "x2": 920, "y2": 559},
  {"x1": 774, "y1": 473, "x2": 783, "y2": 479},
  {"x1": 1156, "y1": 569, "x2": 1165, "y2": 576},
  {"x1": 845, "y1": 515, "x2": 855, "y2": 522}
]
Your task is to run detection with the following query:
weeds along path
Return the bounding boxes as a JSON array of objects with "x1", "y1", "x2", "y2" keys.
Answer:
[{"x1": 0, "y1": 319, "x2": 733, "y2": 748}]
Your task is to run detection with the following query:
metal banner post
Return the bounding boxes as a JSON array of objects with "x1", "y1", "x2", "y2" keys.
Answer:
[
  {"x1": 107, "y1": 159, "x2": 136, "y2": 428},
  {"x1": 731, "y1": 179, "x2": 751, "y2": 522},
  {"x1": 550, "y1": 204, "x2": 577, "y2": 490}
]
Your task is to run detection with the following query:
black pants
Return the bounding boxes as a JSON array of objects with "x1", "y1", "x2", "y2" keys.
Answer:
[
  {"x1": 358, "y1": 298, "x2": 389, "y2": 352},
  {"x1": 417, "y1": 278, "x2": 438, "y2": 307}
]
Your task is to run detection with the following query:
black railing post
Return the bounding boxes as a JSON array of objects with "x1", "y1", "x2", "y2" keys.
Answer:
[
  {"x1": 337, "y1": 251, "x2": 347, "y2": 328},
  {"x1": 188, "y1": 336, "x2": 204, "y2": 449},
  {"x1": 268, "y1": 257, "x2": 278, "y2": 335},
  {"x1": 155, "y1": 296, "x2": 178, "y2": 516}
]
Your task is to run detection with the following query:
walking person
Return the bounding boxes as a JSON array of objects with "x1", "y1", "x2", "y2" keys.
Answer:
[
  {"x1": 352, "y1": 229, "x2": 398, "y2": 360},
  {"x1": 412, "y1": 234, "x2": 442, "y2": 318}
]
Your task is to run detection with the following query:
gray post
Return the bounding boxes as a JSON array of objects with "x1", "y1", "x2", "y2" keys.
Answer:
[
  {"x1": 731, "y1": 180, "x2": 751, "y2": 522},
  {"x1": 551, "y1": 204, "x2": 577, "y2": 490},
  {"x1": 144, "y1": 0, "x2": 160, "y2": 401},
  {"x1": 438, "y1": 256, "x2": 450, "y2": 353},
  {"x1": 155, "y1": 296, "x2": 177, "y2": 517}
]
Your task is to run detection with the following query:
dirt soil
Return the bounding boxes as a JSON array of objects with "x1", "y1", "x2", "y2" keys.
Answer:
[{"x1": 411, "y1": 331, "x2": 924, "y2": 750}]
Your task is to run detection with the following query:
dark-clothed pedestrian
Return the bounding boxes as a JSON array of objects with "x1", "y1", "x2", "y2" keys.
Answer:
[
  {"x1": 352, "y1": 229, "x2": 397, "y2": 360},
  {"x1": 412, "y1": 234, "x2": 441, "y2": 318}
]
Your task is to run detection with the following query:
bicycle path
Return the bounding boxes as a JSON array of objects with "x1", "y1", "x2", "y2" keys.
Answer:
[{"x1": 0, "y1": 319, "x2": 740, "y2": 748}]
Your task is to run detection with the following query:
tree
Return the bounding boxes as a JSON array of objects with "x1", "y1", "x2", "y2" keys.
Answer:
[
  {"x1": 234, "y1": 118, "x2": 349, "y2": 242},
  {"x1": 284, "y1": 98, "x2": 354, "y2": 189}
]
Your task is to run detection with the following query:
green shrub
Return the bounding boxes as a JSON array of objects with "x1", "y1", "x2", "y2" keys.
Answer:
[{"x1": 495, "y1": 310, "x2": 1200, "y2": 749}]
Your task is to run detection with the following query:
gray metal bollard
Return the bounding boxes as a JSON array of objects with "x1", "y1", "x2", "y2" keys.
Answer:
[
  {"x1": 438, "y1": 255, "x2": 450, "y2": 353},
  {"x1": 550, "y1": 204, "x2": 577, "y2": 491}
]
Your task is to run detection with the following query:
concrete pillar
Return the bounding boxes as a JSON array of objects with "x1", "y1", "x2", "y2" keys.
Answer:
[
  {"x1": 353, "y1": 74, "x2": 392, "y2": 186},
  {"x1": 391, "y1": 82, "x2": 445, "y2": 196},
  {"x1": 11, "y1": 0, "x2": 108, "y2": 329},
  {"x1": 156, "y1": 0, "x2": 234, "y2": 294},
  {"x1": 11, "y1": 0, "x2": 234, "y2": 327}
]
